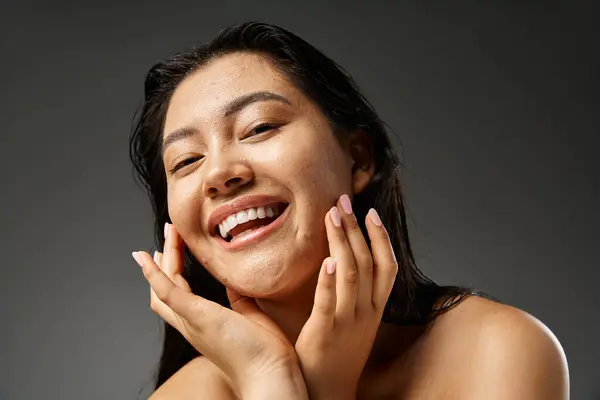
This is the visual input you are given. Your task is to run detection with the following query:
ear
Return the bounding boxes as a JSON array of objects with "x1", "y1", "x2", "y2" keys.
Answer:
[{"x1": 347, "y1": 131, "x2": 375, "y2": 195}]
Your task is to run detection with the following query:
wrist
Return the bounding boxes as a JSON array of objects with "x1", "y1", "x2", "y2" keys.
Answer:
[{"x1": 241, "y1": 365, "x2": 308, "y2": 400}]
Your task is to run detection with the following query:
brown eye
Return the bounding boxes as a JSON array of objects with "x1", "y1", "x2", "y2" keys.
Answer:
[{"x1": 170, "y1": 156, "x2": 203, "y2": 173}]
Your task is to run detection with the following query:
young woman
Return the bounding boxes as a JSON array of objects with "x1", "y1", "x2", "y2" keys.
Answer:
[{"x1": 129, "y1": 22, "x2": 569, "y2": 399}]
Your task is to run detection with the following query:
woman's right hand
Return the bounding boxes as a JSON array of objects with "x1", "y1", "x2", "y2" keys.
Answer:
[{"x1": 132, "y1": 223, "x2": 307, "y2": 398}]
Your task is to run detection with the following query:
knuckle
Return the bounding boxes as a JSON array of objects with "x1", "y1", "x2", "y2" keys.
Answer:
[
  {"x1": 344, "y1": 216, "x2": 359, "y2": 230},
  {"x1": 374, "y1": 225, "x2": 389, "y2": 238},
  {"x1": 345, "y1": 268, "x2": 359, "y2": 284},
  {"x1": 358, "y1": 255, "x2": 373, "y2": 271},
  {"x1": 333, "y1": 228, "x2": 346, "y2": 242},
  {"x1": 314, "y1": 301, "x2": 335, "y2": 315},
  {"x1": 376, "y1": 230, "x2": 390, "y2": 242},
  {"x1": 320, "y1": 278, "x2": 335, "y2": 290},
  {"x1": 157, "y1": 289, "x2": 174, "y2": 306}
]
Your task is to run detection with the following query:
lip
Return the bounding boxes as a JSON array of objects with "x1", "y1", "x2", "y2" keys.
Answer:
[
  {"x1": 207, "y1": 195, "x2": 289, "y2": 234},
  {"x1": 213, "y1": 202, "x2": 291, "y2": 251}
]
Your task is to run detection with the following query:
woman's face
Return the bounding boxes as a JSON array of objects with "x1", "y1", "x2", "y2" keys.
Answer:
[{"x1": 162, "y1": 52, "x2": 355, "y2": 298}]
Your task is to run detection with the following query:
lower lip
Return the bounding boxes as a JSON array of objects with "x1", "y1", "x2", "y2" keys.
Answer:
[{"x1": 214, "y1": 204, "x2": 291, "y2": 251}]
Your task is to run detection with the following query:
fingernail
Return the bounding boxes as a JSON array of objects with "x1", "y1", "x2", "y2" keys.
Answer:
[
  {"x1": 164, "y1": 223, "x2": 169, "y2": 240},
  {"x1": 339, "y1": 194, "x2": 353, "y2": 215},
  {"x1": 330, "y1": 207, "x2": 342, "y2": 227},
  {"x1": 153, "y1": 251, "x2": 158, "y2": 262},
  {"x1": 132, "y1": 251, "x2": 142, "y2": 266},
  {"x1": 327, "y1": 258, "x2": 337, "y2": 275},
  {"x1": 368, "y1": 208, "x2": 382, "y2": 226}
]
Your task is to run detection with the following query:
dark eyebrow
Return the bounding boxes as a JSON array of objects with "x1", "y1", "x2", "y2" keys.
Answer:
[
  {"x1": 161, "y1": 126, "x2": 198, "y2": 156},
  {"x1": 223, "y1": 91, "x2": 291, "y2": 117},
  {"x1": 162, "y1": 91, "x2": 292, "y2": 155}
]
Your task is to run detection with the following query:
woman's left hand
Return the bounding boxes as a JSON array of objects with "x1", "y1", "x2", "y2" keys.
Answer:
[{"x1": 294, "y1": 194, "x2": 398, "y2": 400}]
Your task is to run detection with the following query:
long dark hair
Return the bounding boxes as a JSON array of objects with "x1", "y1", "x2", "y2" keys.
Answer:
[{"x1": 129, "y1": 21, "x2": 493, "y2": 389}]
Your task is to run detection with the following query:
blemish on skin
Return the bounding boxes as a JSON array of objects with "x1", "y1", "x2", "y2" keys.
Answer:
[{"x1": 164, "y1": 52, "x2": 348, "y2": 298}]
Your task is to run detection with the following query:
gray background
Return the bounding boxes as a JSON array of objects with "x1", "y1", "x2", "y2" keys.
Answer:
[{"x1": 0, "y1": 1, "x2": 597, "y2": 399}]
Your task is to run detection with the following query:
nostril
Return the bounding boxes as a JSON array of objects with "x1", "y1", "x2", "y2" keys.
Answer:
[{"x1": 225, "y1": 177, "x2": 243, "y2": 188}]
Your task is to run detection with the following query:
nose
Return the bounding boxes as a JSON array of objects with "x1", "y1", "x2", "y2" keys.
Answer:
[{"x1": 202, "y1": 151, "x2": 254, "y2": 197}]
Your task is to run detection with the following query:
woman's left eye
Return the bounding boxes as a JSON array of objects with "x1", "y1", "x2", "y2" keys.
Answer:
[{"x1": 246, "y1": 123, "x2": 279, "y2": 138}]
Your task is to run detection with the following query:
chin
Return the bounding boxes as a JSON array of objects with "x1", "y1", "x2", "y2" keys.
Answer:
[
  {"x1": 193, "y1": 214, "x2": 328, "y2": 299},
  {"x1": 223, "y1": 251, "x2": 320, "y2": 300}
]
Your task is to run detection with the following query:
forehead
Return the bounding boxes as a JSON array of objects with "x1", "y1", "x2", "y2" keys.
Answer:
[{"x1": 164, "y1": 52, "x2": 300, "y2": 132}]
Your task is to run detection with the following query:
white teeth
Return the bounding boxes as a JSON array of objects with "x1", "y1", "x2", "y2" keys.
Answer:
[
  {"x1": 236, "y1": 210, "x2": 249, "y2": 224},
  {"x1": 226, "y1": 215, "x2": 238, "y2": 230},
  {"x1": 217, "y1": 204, "x2": 284, "y2": 239}
]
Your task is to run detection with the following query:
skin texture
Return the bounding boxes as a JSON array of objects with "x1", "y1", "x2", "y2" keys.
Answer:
[
  {"x1": 161, "y1": 52, "x2": 364, "y2": 342},
  {"x1": 135, "y1": 52, "x2": 570, "y2": 399}
]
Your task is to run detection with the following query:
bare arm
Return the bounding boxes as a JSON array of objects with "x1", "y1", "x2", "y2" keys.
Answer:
[
  {"x1": 149, "y1": 357, "x2": 237, "y2": 400},
  {"x1": 240, "y1": 363, "x2": 309, "y2": 400},
  {"x1": 149, "y1": 356, "x2": 309, "y2": 400}
]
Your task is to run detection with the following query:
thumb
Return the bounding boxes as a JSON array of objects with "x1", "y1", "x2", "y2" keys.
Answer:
[
  {"x1": 226, "y1": 287, "x2": 260, "y2": 316},
  {"x1": 226, "y1": 287, "x2": 289, "y2": 342}
]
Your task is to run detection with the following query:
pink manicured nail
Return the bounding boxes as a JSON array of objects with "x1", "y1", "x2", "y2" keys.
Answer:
[
  {"x1": 132, "y1": 252, "x2": 142, "y2": 266},
  {"x1": 330, "y1": 207, "x2": 342, "y2": 227},
  {"x1": 153, "y1": 251, "x2": 158, "y2": 262},
  {"x1": 164, "y1": 223, "x2": 169, "y2": 240},
  {"x1": 327, "y1": 259, "x2": 337, "y2": 275},
  {"x1": 368, "y1": 208, "x2": 382, "y2": 226},
  {"x1": 339, "y1": 194, "x2": 353, "y2": 214}
]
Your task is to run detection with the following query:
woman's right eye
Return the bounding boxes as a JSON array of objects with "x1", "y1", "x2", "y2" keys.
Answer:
[{"x1": 169, "y1": 156, "x2": 203, "y2": 174}]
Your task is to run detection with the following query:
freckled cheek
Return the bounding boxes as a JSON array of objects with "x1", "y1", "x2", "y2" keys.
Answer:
[
  {"x1": 168, "y1": 188, "x2": 204, "y2": 239},
  {"x1": 289, "y1": 147, "x2": 346, "y2": 198}
]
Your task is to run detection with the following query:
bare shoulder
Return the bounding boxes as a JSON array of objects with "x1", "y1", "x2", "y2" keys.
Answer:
[
  {"x1": 149, "y1": 356, "x2": 237, "y2": 400},
  {"x1": 420, "y1": 295, "x2": 570, "y2": 399}
]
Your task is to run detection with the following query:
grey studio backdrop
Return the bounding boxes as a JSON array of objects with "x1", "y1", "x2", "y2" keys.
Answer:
[{"x1": 0, "y1": 2, "x2": 597, "y2": 399}]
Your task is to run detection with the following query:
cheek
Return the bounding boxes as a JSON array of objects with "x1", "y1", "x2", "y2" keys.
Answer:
[
  {"x1": 285, "y1": 134, "x2": 350, "y2": 199},
  {"x1": 167, "y1": 184, "x2": 204, "y2": 240}
]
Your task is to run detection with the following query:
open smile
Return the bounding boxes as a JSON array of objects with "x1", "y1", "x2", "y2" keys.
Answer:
[{"x1": 211, "y1": 202, "x2": 290, "y2": 250}]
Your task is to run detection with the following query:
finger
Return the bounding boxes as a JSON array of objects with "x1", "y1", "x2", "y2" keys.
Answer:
[
  {"x1": 162, "y1": 224, "x2": 191, "y2": 292},
  {"x1": 154, "y1": 250, "x2": 190, "y2": 292},
  {"x1": 154, "y1": 250, "x2": 162, "y2": 266},
  {"x1": 133, "y1": 251, "x2": 209, "y2": 322},
  {"x1": 149, "y1": 285, "x2": 181, "y2": 328},
  {"x1": 325, "y1": 206, "x2": 358, "y2": 319},
  {"x1": 226, "y1": 287, "x2": 260, "y2": 316},
  {"x1": 308, "y1": 257, "x2": 337, "y2": 330},
  {"x1": 162, "y1": 223, "x2": 184, "y2": 278},
  {"x1": 225, "y1": 288, "x2": 289, "y2": 342},
  {"x1": 140, "y1": 251, "x2": 182, "y2": 328},
  {"x1": 150, "y1": 251, "x2": 188, "y2": 313},
  {"x1": 337, "y1": 194, "x2": 374, "y2": 315},
  {"x1": 365, "y1": 209, "x2": 398, "y2": 311}
]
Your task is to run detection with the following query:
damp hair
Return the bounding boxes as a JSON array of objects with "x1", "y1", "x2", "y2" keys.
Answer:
[{"x1": 128, "y1": 21, "x2": 495, "y2": 390}]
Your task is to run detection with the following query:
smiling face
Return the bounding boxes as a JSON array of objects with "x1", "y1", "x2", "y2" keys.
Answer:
[{"x1": 162, "y1": 52, "x2": 356, "y2": 298}]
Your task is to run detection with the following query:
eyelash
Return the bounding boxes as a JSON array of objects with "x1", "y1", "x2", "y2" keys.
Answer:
[
  {"x1": 168, "y1": 123, "x2": 281, "y2": 174},
  {"x1": 244, "y1": 122, "x2": 280, "y2": 138}
]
